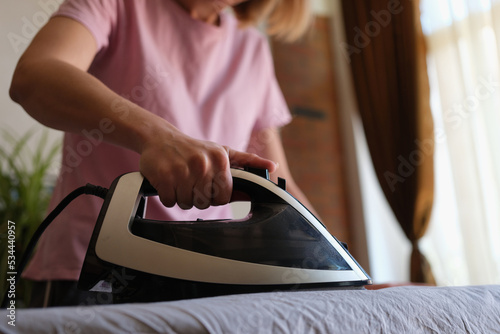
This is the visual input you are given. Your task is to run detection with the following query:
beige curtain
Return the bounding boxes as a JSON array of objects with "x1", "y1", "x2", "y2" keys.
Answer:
[
  {"x1": 420, "y1": 0, "x2": 500, "y2": 285},
  {"x1": 341, "y1": 0, "x2": 435, "y2": 283}
]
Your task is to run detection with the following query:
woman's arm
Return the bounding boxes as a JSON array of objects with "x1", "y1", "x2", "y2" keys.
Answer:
[{"x1": 10, "y1": 16, "x2": 277, "y2": 209}]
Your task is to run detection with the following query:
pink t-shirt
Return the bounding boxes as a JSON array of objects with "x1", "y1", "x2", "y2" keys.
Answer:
[{"x1": 24, "y1": 0, "x2": 290, "y2": 281}]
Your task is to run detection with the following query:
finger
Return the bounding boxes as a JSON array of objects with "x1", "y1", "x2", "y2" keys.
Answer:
[
  {"x1": 192, "y1": 172, "x2": 213, "y2": 209},
  {"x1": 155, "y1": 180, "x2": 177, "y2": 208},
  {"x1": 159, "y1": 190, "x2": 177, "y2": 208},
  {"x1": 176, "y1": 176, "x2": 196, "y2": 210},
  {"x1": 225, "y1": 147, "x2": 278, "y2": 173},
  {"x1": 210, "y1": 165, "x2": 232, "y2": 206}
]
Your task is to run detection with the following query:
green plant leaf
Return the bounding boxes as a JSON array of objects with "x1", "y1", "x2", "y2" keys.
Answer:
[{"x1": 0, "y1": 126, "x2": 61, "y2": 307}]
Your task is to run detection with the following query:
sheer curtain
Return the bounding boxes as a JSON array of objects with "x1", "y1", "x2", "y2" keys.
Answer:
[{"x1": 420, "y1": 0, "x2": 500, "y2": 285}]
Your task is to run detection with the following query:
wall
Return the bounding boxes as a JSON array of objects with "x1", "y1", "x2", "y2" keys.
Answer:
[
  {"x1": 0, "y1": 0, "x2": 63, "y2": 177},
  {"x1": 271, "y1": 14, "x2": 372, "y2": 271}
]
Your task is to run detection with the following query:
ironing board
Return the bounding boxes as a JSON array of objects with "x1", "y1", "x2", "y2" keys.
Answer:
[{"x1": 2, "y1": 285, "x2": 500, "y2": 333}]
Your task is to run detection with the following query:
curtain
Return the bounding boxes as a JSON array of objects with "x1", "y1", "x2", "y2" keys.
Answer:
[
  {"x1": 341, "y1": 0, "x2": 436, "y2": 283},
  {"x1": 420, "y1": 0, "x2": 500, "y2": 285}
]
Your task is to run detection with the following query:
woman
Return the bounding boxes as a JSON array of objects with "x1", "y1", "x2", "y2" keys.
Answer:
[{"x1": 10, "y1": 0, "x2": 313, "y2": 307}]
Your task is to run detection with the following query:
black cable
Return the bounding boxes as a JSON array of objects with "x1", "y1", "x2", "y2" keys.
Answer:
[{"x1": 1, "y1": 183, "x2": 108, "y2": 308}]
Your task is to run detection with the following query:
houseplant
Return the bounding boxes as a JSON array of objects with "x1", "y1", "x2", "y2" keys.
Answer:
[{"x1": 0, "y1": 127, "x2": 61, "y2": 307}]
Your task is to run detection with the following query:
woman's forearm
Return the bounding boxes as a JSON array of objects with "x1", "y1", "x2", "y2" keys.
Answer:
[{"x1": 9, "y1": 57, "x2": 170, "y2": 154}]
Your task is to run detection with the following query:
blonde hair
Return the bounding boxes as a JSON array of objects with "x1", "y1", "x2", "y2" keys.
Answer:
[{"x1": 233, "y1": 0, "x2": 312, "y2": 42}]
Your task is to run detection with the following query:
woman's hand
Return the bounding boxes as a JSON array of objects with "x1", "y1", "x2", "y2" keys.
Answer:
[{"x1": 139, "y1": 129, "x2": 277, "y2": 210}]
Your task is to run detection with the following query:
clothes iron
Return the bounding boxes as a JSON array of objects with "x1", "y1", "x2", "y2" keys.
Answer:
[{"x1": 78, "y1": 168, "x2": 371, "y2": 303}]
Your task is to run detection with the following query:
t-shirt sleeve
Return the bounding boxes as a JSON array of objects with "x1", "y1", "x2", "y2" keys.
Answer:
[
  {"x1": 52, "y1": 0, "x2": 118, "y2": 52},
  {"x1": 251, "y1": 38, "x2": 292, "y2": 132}
]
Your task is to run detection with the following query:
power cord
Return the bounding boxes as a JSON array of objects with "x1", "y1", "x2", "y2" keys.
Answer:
[{"x1": 1, "y1": 183, "x2": 108, "y2": 308}]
